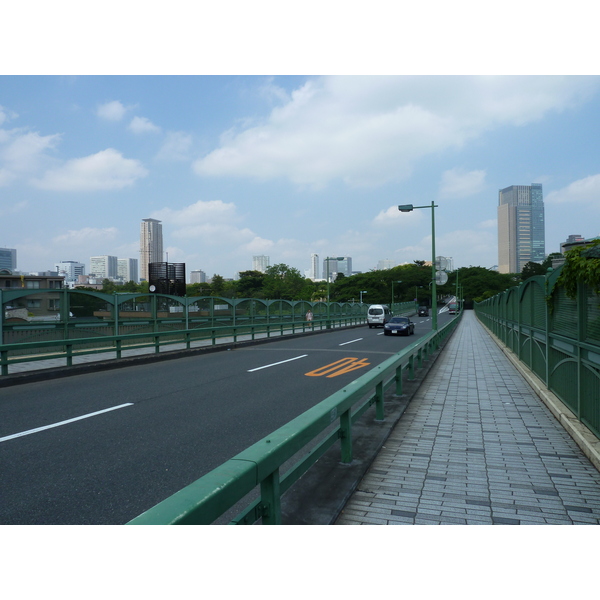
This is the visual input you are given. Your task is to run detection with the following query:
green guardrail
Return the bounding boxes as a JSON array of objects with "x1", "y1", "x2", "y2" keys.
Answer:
[
  {"x1": 127, "y1": 311, "x2": 462, "y2": 525},
  {"x1": 0, "y1": 314, "x2": 371, "y2": 376},
  {"x1": 475, "y1": 267, "x2": 600, "y2": 440}
]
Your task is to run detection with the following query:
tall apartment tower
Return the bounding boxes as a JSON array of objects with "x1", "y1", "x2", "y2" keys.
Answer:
[
  {"x1": 310, "y1": 253, "x2": 319, "y2": 280},
  {"x1": 498, "y1": 183, "x2": 545, "y2": 274},
  {"x1": 252, "y1": 255, "x2": 270, "y2": 273},
  {"x1": 140, "y1": 218, "x2": 163, "y2": 282}
]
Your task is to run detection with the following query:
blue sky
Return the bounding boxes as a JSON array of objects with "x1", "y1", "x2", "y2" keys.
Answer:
[{"x1": 2, "y1": 74, "x2": 600, "y2": 280}]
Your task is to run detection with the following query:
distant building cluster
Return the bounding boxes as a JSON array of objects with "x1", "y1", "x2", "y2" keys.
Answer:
[{"x1": 3, "y1": 188, "x2": 598, "y2": 297}]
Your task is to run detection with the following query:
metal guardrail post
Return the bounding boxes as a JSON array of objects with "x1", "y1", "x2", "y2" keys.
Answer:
[
  {"x1": 375, "y1": 381, "x2": 385, "y2": 420},
  {"x1": 340, "y1": 409, "x2": 352, "y2": 463},
  {"x1": 395, "y1": 364, "x2": 403, "y2": 396},
  {"x1": 260, "y1": 470, "x2": 281, "y2": 525}
]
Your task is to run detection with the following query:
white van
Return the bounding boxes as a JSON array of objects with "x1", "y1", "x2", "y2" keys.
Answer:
[{"x1": 367, "y1": 304, "x2": 392, "y2": 328}]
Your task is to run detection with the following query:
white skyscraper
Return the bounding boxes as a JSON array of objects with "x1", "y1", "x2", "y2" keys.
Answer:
[
  {"x1": 90, "y1": 256, "x2": 118, "y2": 279},
  {"x1": 140, "y1": 218, "x2": 163, "y2": 281},
  {"x1": 310, "y1": 253, "x2": 319, "y2": 280},
  {"x1": 190, "y1": 270, "x2": 206, "y2": 283},
  {"x1": 118, "y1": 258, "x2": 139, "y2": 283},
  {"x1": 253, "y1": 255, "x2": 270, "y2": 273},
  {"x1": 55, "y1": 261, "x2": 86, "y2": 284}
]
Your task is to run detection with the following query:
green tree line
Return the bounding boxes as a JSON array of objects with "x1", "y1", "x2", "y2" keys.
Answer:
[{"x1": 88, "y1": 260, "x2": 534, "y2": 305}]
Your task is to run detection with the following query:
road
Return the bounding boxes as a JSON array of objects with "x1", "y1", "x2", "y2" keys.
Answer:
[{"x1": 0, "y1": 312, "x2": 454, "y2": 524}]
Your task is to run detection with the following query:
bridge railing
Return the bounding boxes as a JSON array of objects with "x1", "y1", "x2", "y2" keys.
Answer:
[
  {"x1": 127, "y1": 313, "x2": 461, "y2": 525},
  {"x1": 0, "y1": 314, "x2": 368, "y2": 376},
  {"x1": 475, "y1": 265, "x2": 600, "y2": 440}
]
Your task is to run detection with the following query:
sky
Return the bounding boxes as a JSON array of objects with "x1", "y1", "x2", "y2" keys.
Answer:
[
  {"x1": 3, "y1": 74, "x2": 600, "y2": 281},
  {"x1": 2, "y1": 5, "x2": 600, "y2": 283}
]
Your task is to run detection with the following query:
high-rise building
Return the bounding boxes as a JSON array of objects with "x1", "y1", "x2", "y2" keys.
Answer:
[
  {"x1": 253, "y1": 255, "x2": 270, "y2": 273},
  {"x1": 90, "y1": 256, "x2": 118, "y2": 279},
  {"x1": 498, "y1": 183, "x2": 545, "y2": 274},
  {"x1": 118, "y1": 258, "x2": 139, "y2": 283},
  {"x1": 0, "y1": 247, "x2": 17, "y2": 271},
  {"x1": 140, "y1": 218, "x2": 163, "y2": 282},
  {"x1": 377, "y1": 259, "x2": 396, "y2": 270},
  {"x1": 55, "y1": 261, "x2": 86, "y2": 284},
  {"x1": 310, "y1": 253, "x2": 319, "y2": 280},
  {"x1": 323, "y1": 256, "x2": 352, "y2": 281},
  {"x1": 190, "y1": 270, "x2": 206, "y2": 283}
]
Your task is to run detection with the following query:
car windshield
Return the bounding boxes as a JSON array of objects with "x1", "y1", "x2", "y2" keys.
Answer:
[
  {"x1": 389, "y1": 317, "x2": 408, "y2": 324},
  {"x1": 369, "y1": 308, "x2": 383, "y2": 315}
]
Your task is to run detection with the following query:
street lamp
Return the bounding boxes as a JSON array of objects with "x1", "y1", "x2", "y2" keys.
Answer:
[
  {"x1": 360, "y1": 290, "x2": 367, "y2": 303},
  {"x1": 398, "y1": 202, "x2": 439, "y2": 330},
  {"x1": 391, "y1": 280, "x2": 401, "y2": 311}
]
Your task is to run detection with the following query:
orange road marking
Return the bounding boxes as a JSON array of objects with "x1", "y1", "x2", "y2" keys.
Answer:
[{"x1": 305, "y1": 357, "x2": 371, "y2": 378}]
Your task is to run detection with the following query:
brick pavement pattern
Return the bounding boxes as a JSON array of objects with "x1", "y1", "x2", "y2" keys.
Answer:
[{"x1": 336, "y1": 311, "x2": 600, "y2": 525}]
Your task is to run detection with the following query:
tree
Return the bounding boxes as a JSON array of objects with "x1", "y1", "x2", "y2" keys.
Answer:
[
  {"x1": 521, "y1": 261, "x2": 546, "y2": 281},
  {"x1": 211, "y1": 274, "x2": 225, "y2": 297},
  {"x1": 237, "y1": 270, "x2": 266, "y2": 298},
  {"x1": 263, "y1": 264, "x2": 310, "y2": 300}
]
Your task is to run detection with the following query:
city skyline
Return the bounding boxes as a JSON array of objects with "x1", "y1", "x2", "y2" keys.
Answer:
[{"x1": 2, "y1": 76, "x2": 600, "y2": 280}]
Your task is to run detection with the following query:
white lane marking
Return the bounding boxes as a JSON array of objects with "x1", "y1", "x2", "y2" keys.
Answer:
[
  {"x1": 339, "y1": 338, "x2": 363, "y2": 346},
  {"x1": 0, "y1": 403, "x2": 134, "y2": 443},
  {"x1": 248, "y1": 354, "x2": 308, "y2": 372}
]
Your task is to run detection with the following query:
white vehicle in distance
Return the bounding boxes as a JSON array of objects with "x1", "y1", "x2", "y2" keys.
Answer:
[{"x1": 367, "y1": 304, "x2": 392, "y2": 328}]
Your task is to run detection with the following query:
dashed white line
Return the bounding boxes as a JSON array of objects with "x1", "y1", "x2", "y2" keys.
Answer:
[
  {"x1": 0, "y1": 403, "x2": 134, "y2": 443},
  {"x1": 248, "y1": 354, "x2": 308, "y2": 372},
  {"x1": 339, "y1": 338, "x2": 363, "y2": 346}
]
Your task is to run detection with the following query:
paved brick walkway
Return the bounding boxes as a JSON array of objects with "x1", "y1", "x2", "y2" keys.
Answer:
[{"x1": 336, "y1": 311, "x2": 600, "y2": 525}]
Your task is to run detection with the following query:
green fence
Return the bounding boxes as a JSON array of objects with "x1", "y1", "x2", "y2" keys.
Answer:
[
  {"x1": 127, "y1": 313, "x2": 461, "y2": 525},
  {"x1": 0, "y1": 291, "x2": 416, "y2": 375},
  {"x1": 475, "y1": 265, "x2": 600, "y2": 439}
]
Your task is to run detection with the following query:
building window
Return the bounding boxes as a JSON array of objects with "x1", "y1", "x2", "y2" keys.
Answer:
[
  {"x1": 27, "y1": 299, "x2": 41, "y2": 308},
  {"x1": 26, "y1": 280, "x2": 40, "y2": 289}
]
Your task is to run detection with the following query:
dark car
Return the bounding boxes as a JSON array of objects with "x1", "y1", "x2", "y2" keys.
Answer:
[
  {"x1": 383, "y1": 316, "x2": 415, "y2": 336},
  {"x1": 417, "y1": 306, "x2": 429, "y2": 316}
]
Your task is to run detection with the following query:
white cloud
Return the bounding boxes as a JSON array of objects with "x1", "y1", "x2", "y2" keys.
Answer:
[
  {"x1": 0, "y1": 129, "x2": 61, "y2": 173},
  {"x1": 545, "y1": 174, "x2": 600, "y2": 206},
  {"x1": 33, "y1": 148, "x2": 148, "y2": 191},
  {"x1": 153, "y1": 199, "x2": 238, "y2": 228},
  {"x1": 0, "y1": 105, "x2": 18, "y2": 126},
  {"x1": 439, "y1": 168, "x2": 486, "y2": 199},
  {"x1": 96, "y1": 100, "x2": 130, "y2": 121},
  {"x1": 373, "y1": 205, "x2": 425, "y2": 227},
  {"x1": 128, "y1": 116, "x2": 161, "y2": 134},
  {"x1": 0, "y1": 167, "x2": 15, "y2": 186},
  {"x1": 53, "y1": 227, "x2": 118, "y2": 245},
  {"x1": 156, "y1": 131, "x2": 193, "y2": 161},
  {"x1": 193, "y1": 76, "x2": 597, "y2": 188}
]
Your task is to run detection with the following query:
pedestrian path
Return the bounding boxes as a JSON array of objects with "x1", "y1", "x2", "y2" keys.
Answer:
[{"x1": 336, "y1": 311, "x2": 600, "y2": 525}]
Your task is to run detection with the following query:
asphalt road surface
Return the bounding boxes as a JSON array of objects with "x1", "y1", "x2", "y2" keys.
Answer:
[{"x1": 1, "y1": 312, "x2": 453, "y2": 524}]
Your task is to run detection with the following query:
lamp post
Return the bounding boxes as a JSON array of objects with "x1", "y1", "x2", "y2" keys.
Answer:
[
  {"x1": 391, "y1": 280, "x2": 401, "y2": 312},
  {"x1": 326, "y1": 256, "x2": 344, "y2": 328},
  {"x1": 398, "y1": 202, "x2": 438, "y2": 330},
  {"x1": 415, "y1": 285, "x2": 423, "y2": 309},
  {"x1": 360, "y1": 290, "x2": 367, "y2": 303}
]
